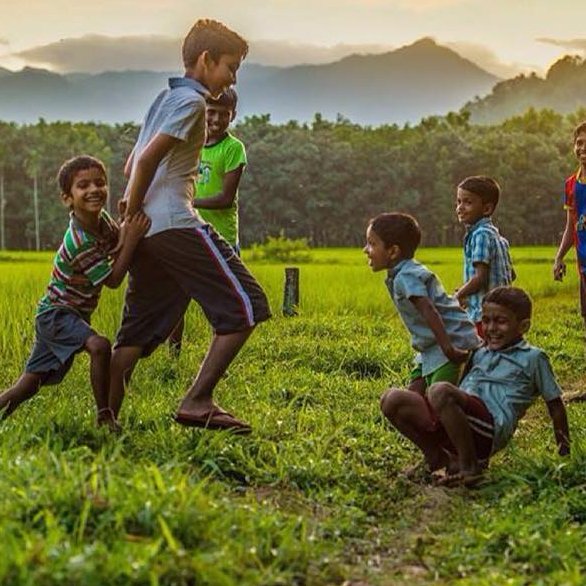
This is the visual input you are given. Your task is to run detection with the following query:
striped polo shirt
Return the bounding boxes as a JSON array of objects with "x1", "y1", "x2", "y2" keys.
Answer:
[{"x1": 37, "y1": 210, "x2": 119, "y2": 319}]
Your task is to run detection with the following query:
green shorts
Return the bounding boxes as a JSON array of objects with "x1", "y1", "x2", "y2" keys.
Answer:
[{"x1": 410, "y1": 360, "x2": 463, "y2": 387}]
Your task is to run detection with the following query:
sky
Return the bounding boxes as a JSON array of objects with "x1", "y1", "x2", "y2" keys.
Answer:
[{"x1": 1, "y1": 0, "x2": 586, "y2": 77}]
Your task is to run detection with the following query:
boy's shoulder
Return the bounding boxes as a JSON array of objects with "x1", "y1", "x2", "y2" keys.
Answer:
[{"x1": 61, "y1": 210, "x2": 118, "y2": 258}]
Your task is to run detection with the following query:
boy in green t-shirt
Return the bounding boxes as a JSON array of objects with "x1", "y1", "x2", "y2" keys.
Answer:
[
  {"x1": 195, "y1": 87, "x2": 246, "y2": 251},
  {"x1": 168, "y1": 87, "x2": 247, "y2": 354}
]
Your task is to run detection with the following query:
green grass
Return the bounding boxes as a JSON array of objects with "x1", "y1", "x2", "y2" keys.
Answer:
[{"x1": 0, "y1": 246, "x2": 585, "y2": 585}]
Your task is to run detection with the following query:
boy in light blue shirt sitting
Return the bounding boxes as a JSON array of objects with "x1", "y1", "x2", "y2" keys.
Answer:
[{"x1": 382, "y1": 286, "x2": 570, "y2": 487}]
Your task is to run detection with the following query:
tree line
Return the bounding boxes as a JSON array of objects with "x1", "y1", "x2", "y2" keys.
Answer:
[{"x1": 0, "y1": 107, "x2": 583, "y2": 250}]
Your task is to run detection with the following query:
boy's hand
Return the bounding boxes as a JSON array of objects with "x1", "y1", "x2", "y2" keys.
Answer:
[
  {"x1": 454, "y1": 289, "x2": 467, "y2": 309},
  {"x1": 553, "y1": 258, "x2": 566, "y2": 281},
  {"x1": 444, "y1": 345, "x2": 469, "y2": 364},
  {"x1": 117, "y1": 199, "x2": 128, "y2": 220},
  {"x1": 124, "y1": 211, "x2": 151, "y2": 243}
]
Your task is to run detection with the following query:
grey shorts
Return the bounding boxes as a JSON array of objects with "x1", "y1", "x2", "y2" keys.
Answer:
[
  {"x1": 115, "y1": 225, "x2": 271, "y2": 356},
  {"x1": 26, "y1": 307, "x2": 95, "y2": 385}
]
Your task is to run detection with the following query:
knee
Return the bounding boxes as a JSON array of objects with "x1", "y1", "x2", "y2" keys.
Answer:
[
  {"x1": 380, "y1": 388, "x2": 405, "y2": 420},
  {"x1": 86, "y1": 335, "x2": 111, "y2": 359},
  {"x1": 427, "y1": 382, "x2": 455, "y2": 412}
]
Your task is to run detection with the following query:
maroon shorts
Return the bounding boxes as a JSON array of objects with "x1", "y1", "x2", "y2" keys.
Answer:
[
  {"x1": 115, "y1": 226, "x2": 271, "y2": 356},
  {"x1": 425, "y1": 393, "x2": 494, "y2": 461}
]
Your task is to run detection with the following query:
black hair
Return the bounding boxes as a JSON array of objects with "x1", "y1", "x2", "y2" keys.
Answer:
[
  {"x1": 483, "y1": 286, "x2": 532, "y2": 321},
  {"x1": 57, "y1": 155, "x2": 107, "y2": 195},
  {"x1": 458, "y1": 175, "x2": 501, "y2": 209},
  {"x1": 206, "y1": 87, "x2": 238, "y2": 110},
  {"x1": 182, "y1": 19, "x2": 248, "y2": 68},
  {"x1": 368, "y1": 212, "x2": 421, "y2": 258}
]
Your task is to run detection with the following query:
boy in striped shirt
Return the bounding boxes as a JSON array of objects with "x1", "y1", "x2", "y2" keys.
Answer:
[{"x1": 0, "y1": 156, "x2": 149, "y2": 429}]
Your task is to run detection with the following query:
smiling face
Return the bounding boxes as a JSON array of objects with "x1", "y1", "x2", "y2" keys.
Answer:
[
  {"x1": 456, "y1": 187, "x2": 493, "y2": 225},
  {"x1": 574, "y1": 131, "x2": 586, "y2": 172},
  {"x1": 481, "y1": 302, "x2": 530, "y2": 350},
  {"x1": 61, "y1": 167, "x2": 108, "y2": 219},
  {"x1": 363, "y1": 225, "x2": 399, "y2": 272},
  {"x1": 206, "y1": 103, "x2": 234, "y2": 142},
  {"x1": 201, "y1": 52, "x2": 241, "y2": 98}
]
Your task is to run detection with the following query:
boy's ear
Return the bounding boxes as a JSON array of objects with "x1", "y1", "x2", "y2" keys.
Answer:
[
  {"x1": 519, "y1": 318, "x2": 531, "y2": 335},
  {"x1": 483, "y1": 202, "x2": 496, "y2": 216},
  {"x1": 388, "y1": 244, "x2": 402, "y2": 260},
  {"x1": 61, "y1": 192, "x2": 72, "y2": 208},
  {"x1": 230, "y1": 109, "x2": 237, "y2": 122}
]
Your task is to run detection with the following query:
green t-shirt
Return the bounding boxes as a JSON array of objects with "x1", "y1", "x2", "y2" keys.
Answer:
[{"x1": 194, "y1": 133, "x2": 247, "y2": 246}]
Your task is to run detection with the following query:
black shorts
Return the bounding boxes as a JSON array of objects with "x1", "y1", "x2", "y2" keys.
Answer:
[{"x1": 115, "y1": 226, "x2": 271, "y2": 356}]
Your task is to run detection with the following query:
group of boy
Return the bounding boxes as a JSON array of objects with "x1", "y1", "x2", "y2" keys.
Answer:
[
  {"x1": 368, "y1": 158, "x2": 580, "y2": 485},
  {"x1": 0, "y1": 19, "x2": 267, "y2": 434},
  {"x1": 0, "y1": 18, "x2": 582, "y2": 488}
]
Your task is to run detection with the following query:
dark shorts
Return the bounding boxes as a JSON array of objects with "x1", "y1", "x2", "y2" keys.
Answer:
[
  {"x1": 115, "y1": 226, "x2": 271, "y2": 356},
  {"x1": 580, "y1": 271, "x2": 586, "y2": 319},
  {"x1": 26, "y1": 307, "x2": 95, "y2": 385},
  {"x1": 424, "y1": 393, "x2": 494, "y2": 461}
]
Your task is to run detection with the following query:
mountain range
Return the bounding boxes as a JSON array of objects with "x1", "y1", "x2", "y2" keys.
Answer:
[{"x1": 0, "y1": 38, "x2": 501, "y2": 126}]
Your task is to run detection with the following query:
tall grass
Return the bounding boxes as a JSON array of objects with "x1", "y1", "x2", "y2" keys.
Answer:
[{"x1": 0, "y1": 247, "x2": 585, "y2": 584}]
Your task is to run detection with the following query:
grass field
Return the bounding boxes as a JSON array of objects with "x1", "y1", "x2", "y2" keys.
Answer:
[{"x1": 0, "y1": 246, "x2": 585, "y2": 585}]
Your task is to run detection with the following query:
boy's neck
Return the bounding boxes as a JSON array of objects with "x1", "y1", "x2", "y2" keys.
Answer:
[
  {"x1": 183, "y1": 68, "x2": 210, "y2": 93},
  {"x1": 73, "y1": 209, "x2": 102, "y2": 233},
  {"x1": 579, "y1": 165, "x2": 586, "y2": 181},
  {"x1": 206, "y1": 131, "x2": 229, "y2": 147}
]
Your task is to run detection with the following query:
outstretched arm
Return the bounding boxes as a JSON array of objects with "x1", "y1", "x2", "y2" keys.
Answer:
[
  {"x1": 104, "y1": 213, "x2": 151, "y2": 288},
  {"x1": 410, "y1": 296, "x2": 469, "y2": 363},
  {"x1": 194, "y1": 165, "x2": 244, "y2": 210},
  {"x1": 546, "y1": 397, "x2": 570, "y2": 456}
]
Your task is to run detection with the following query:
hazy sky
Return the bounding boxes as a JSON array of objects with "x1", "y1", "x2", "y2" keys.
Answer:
[{"x1": 2, "y1": 0, "x2": 586, "y2": 76}]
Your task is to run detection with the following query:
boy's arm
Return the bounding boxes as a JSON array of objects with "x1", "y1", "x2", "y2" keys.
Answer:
[
  {"x1": 123, "y1": 147, "x2": 135, "y2": 179},
  {"x1": 546, "y1": 397, "x2": 570, "y2": 456},
  {"x1": 553, "y1": 209, "x2": 573, "y2": 281},
  {"x1": 104, "y1": 213, "x2": 151, "y2": 288},
  {"x1": 410, "y1": 296, "x2": 469, "y2": 363},
  {"x1": 125, "y1": 133, "x2": 180, "y2": 217},
  {"x1": 455, "y1": 262, "x2": 489, "y2": 304},
  {"x1": 194, "y1": 165, "x2": 244, "y2": 209}
]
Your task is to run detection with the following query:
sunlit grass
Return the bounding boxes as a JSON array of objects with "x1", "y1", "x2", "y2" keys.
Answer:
[{"x1": 0, "y1": 247, "x2": 585, "y2": 584}]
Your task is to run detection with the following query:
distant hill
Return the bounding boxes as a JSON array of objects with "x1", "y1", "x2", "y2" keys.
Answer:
[
  {"x1": 0, "y1": 38, "x2": 499, "y2": 125},
  {"x1": 464, "y1": 55, "x2": 586, "y2": 124}
]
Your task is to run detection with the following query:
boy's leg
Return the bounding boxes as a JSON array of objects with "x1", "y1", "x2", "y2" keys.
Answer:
[
  {"x1": 109, "y1": 346, "x2": 144, "y2": 419},
  {"x1": 145, "y1": 228, "x2": 271, "y2": 430},
  {"x1": 0, "y1": 373, "x2": 43, "y2": 418},
  {"x1": 176, "y1": 328, "x2": 253, "y2": 421},
  {"x1": 380, "y1": 388, "x2": 450, "y2": 472},
  {"x1": 168, "y1": 316, "x2": 185, "y2": 357},
  {"x1": 427, "y1": 382, "x2": 480, "y2": 481}
]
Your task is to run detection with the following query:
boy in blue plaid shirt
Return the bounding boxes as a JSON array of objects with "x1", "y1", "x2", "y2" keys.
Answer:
[{"x1": 455, "y1": 176, "x2": 514, "y2": 335}]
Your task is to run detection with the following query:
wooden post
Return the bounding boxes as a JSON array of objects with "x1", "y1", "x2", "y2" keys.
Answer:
[{"x1": 282, "y1": 267, "x2": 299, "y2": 316}]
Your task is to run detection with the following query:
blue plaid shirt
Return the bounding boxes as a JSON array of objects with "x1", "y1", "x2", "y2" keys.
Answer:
[{"x1": 463, "y1": 218, "x2": 513, "y2": 322}]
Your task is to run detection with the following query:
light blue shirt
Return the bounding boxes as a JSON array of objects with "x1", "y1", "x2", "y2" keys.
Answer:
[
  {"x1": 125, "y1": 77, "x2": 209, "y2": 237},
  {"x1": 461, "y1": 340, "x2": 562, "y2": 453},
  {"x1": 463, "y1": 217, "x2": 514, "y2": 322},
  {"x1": 386, "y1": 259, "x2": 481, "y2": 376}
]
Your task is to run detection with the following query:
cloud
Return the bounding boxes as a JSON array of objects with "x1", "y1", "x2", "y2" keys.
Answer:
[
  {"x1": 0, "y1": 38, "x2": 9, "y2": 47},
  {"x1": 13, "y1": 34, "x2": 182, "y2": 73},
  {"x1": 11, "y1": 34, "x2": 396, "y2": 71},
  {"x1": 537, "y1": 37, "x2": 586, "y2": 53},
  {"x1": 249, "y1": 40, "x2": 395, "y2": 66},
  {"x1": 445, "y1": 40, "x2": 537, "y2": 78}
]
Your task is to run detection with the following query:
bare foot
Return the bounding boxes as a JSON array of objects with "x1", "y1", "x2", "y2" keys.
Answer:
[{"x1": 97, "y1": 408, "x2": 122, "y2": 433}]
